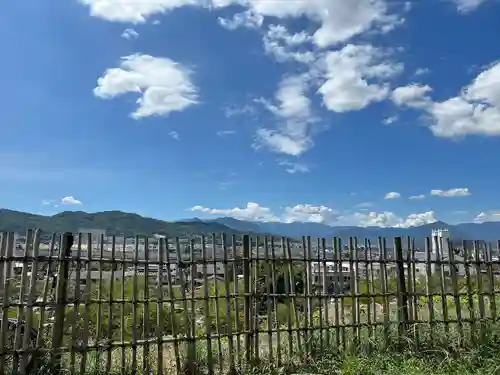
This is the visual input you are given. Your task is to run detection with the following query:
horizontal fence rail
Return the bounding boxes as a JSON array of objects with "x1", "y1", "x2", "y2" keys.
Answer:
[{"x1": 0, "y1": 230, "x2": 499, "y2": 374}]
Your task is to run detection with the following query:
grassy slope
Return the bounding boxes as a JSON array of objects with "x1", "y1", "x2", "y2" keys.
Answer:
[{"x1": 18, "y1": 299, "x2": 500, "y2": 375}]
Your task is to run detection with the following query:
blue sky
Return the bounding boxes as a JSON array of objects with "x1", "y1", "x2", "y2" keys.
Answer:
[{"x1": 1, "y1": 0, "x2": 500, "y2": 228}]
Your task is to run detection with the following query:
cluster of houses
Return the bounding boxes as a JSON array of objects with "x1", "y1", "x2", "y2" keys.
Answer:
[{"x1": 7, "y1": 228, "x2": 498, "y2": 295}]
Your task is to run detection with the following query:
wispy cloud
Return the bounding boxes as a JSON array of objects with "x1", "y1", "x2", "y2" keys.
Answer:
[
  {"x1": 382, "y1": 115, "x2": 398, "y2": 125},
  {"x1": 409, "y1": 194, "x2": 426, "y2": 200},
  {"x1": 43, "y1": 196, "x2": 83, "y2": 207},
  {"x1": 216, "y1": 130, "x2": 236, "y2": 137},
  {"x1": 223, "y1": 104, "x2": 255, "y2": 118},
  {"x1": 430, "y1": 188, "x2": 471, "y2": 197},
  {"x1": 278, "y1": 160, "x2": 310, "y2": 174}
]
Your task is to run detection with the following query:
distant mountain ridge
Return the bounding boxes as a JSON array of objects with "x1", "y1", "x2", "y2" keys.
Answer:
[
  {"x1": 207, "y1": 217, "x2": 500, "y2": 245},
  {"x1": 1, "y1": 209, "x2": 499, "y2": 245},
  {"x1": 0, "y1": 209, "x2": 243, "y2": 237}
]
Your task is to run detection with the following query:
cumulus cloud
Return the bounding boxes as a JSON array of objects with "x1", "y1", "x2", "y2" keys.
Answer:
[
  {"x1": 263, "y1": 25, "x2": 315, "y2": 64},
  {"x1": 384, "y1": 191, "x2": 401, "y2": 199},
  {"x1": 218, "y1": 10, "x2": 263, "y2": 30},
  {"x1": 398, "y1": 211, "x2": 437, "y2": 228},
  {"x1": 80, "y1": 0, "x2": 409, "y2": 158},
  {"x1": 429, "y1": 61, "x2": 500, "y2": 138},
  {"x1": 346, "y1": 210, "x2": 437, "y2": 228},
  {"x1": 282, "y1": 204, "x2": 339, "y2": 224},
  {"x1": 121, "y1": 28, "x2": 139, "y2": 39},
  {"x1": 219, "y1": 0, "x2": 400, "y2": 48},
  {"x1": 318, "y1": 44, "x2": 403, "y2": 113},
  {"x1": 94, "y1": 54, "x2": 198, "y2": 119},
  {"x1": 256, "y1": 74, "x2": 317, "y2": 156},
  {"x1": 474, "y1": 211, "x2": 500, "y2": 222},
  {"x1": 395, "y1": 62, "x2": 500, "y2": 138},
  {"x1": 430, "y1": 188, "x2": 471, "y2": 197},
  {"x1": 80, "y1": 0, "x2": 402, "y2": 48},
  {"x1": 189, "y1": 202, "x2": 279, "y2": 222},
  {"x1": 391, "y1": 83, "x2": 432, "y2": 108},
  {"x1": 188, "y1": 201, "x2": 438, "y2": 229},
  {"x1": 61, "y1": 196, "x2": 83, "y2": 205},
  {"x1": 78, "y1": 0, "x2": 200, "y2": 23}
]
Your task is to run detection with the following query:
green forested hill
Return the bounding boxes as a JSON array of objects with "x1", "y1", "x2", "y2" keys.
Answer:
[{"x1": 0, "y1": 209, "x2": 244, "y2": 237}]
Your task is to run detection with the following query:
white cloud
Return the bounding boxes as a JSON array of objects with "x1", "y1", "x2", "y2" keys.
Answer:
[
  {"x1": 414, "y1": 68, "x2": 430, "y2": 76},
  {"x1": 94, "y1": 54, "x2": 198, "y2": 119},
  {"x1": 428, "y1": 97, "x2": 500, "y2": 138},
  {"x1": 409, "y1": 194, "x2": 426, "y2": 200},
  {"x1": 465, "y1": 62, "x2": 500, "y2": 106},
  {"x1": 409, "y1": 62, "x2": 500, "y2": 138},
  {"x1": 169, "y1": 131, "x2": 179, "y2": 139},
  {"x1": 474, "y1": 211, "x2": 500, "y2": 222},
  {"x1": 430, "y1": 188, "x2": 471, "y2": 197},
  {"x1": 267, "y1": 24, "x2": 312, "y2": 47},
  {"x1": 278, "y1": 160, "x2": 310, "y2": 174},
  {"x1": 220, "y1": 0, "x2": 400, "y2": 48},
  {"x1": 188, "y1": 200, "x2": 439, "y2": 229},
  {"x1": 398, "y1": 211, "x2": 437, "y2": 227},
  {"x1": 80, "y1": 0, "x2": 402, "y2": 48},
  {"x1": 78, "y1": 0, "x2": 200, "y2": 23},
  {"x1": 391, "y1": 83, "x2": 432, "y2": 108},
  {"x1": 382, "y1": 115, "x2": 398, "y2": 125},
  {"x1": 345, "y1": 210, "x2": 436, "y2": 228},
  {"x1": 61, "y1": 196, "x2": 82, "y2": 205},
  {"x1": 42, "y1": 199, "x2": 59, "y2": 208},
  {"x1": 318, "y1": 44, "x2": 403, "y2": 113},
  {"x1": 218, "y1": 10, "x2": 263, "y2": 30},
  {"x1": 256, "y1": 74, "x2": 317, "y2": 156},
  {"x1": 263, "y1": 25, "x2": 315, "y2": 64},
  {"x1": 384, "y1": 191, "x2": 401, "y2": 199},
  {"x1": 121, "y1": 28, "x2": 139, "y2": 39},
  {"x1": 216, "y1": 130, "x2": 236, "y2": 136},
  {"x1": 283, "y1": 204, "x2": 340, "y2": 224},
  {"x1": 452, "y1": 0, "x2": 487, "y2": 13},
  {"x1": 263, "y1": 75, "x2": 313, "y2": 120},
  {"x1": 223, "y1": 104, "x2": 255, "y2": 118},
  {"x1": 189, "y1": 202, "x2": 279, "y2": 222},
  {"x1": 255, "y1": 129, "x2": 311, "y2": 156}
]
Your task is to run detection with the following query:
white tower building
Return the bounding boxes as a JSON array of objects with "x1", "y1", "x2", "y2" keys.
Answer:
[
  {"x1": 430, "y1": 228, "x2": 468, "y2": 276},
  {"x1": 430, "y1": 229, "x2": 450, "y2": 274}
]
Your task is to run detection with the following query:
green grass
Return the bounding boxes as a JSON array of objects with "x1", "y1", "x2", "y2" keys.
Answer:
[
  {"x1": 5, "y1": 273, "x2": 500, "y2": 374},
  {"x1": 12, "y1": 318, "x2": 500, "y2": 375}
]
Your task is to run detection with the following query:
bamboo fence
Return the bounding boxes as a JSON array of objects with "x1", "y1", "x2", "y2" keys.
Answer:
[{"x1": 0, "y1": 230, "x2": 499, "y2": 374}]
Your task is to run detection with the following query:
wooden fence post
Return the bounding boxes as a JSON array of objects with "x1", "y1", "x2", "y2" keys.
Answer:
[
  {"x1": 242, "y1": 235, "x2": 251, "y2": 364},
  {"x1": 393, "y1": 237, "x2": 409, "y2": 343},
  {"x1": 51, "y1": 232, "x2": 74, "y2": 369}
]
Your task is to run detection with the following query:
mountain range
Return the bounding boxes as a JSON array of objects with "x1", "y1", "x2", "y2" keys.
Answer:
[
  {"x1": 206, "y1": 217, "x2": 500, "y2": 246},
  {"x1": 0, "y1": 209, "x2": 499, "y2": 245},
  {"x1": 0, "y1": 209, "x2": 241, "y2": 238}
]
